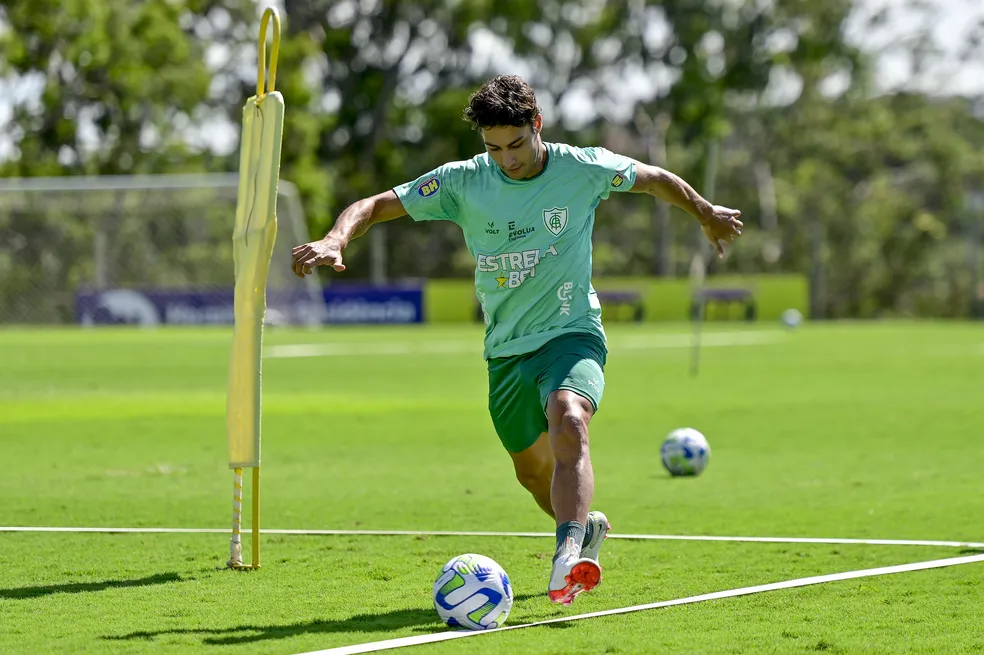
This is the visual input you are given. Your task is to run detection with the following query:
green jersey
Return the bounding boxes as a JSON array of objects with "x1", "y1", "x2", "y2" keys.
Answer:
[{"x1": 393, "y1": 142, "x2": 637, "y2": 360}]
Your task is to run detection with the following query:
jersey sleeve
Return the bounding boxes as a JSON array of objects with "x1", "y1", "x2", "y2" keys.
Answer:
[
  {"x1": 581, "y1": 146, "x2": 638, "y2": 199},
  {"x1": 392, "y1": 163, "x2": 461, "y2": 224}
]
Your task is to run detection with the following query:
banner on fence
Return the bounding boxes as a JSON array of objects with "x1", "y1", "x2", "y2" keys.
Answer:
[{"x1": 75, "y1": 285, "x2": 424, "y2": 326}]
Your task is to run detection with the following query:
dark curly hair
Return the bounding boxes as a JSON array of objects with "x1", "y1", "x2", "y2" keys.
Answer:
[{"x1": 463, "y1": 75, "x2": 540, "y2": 131}]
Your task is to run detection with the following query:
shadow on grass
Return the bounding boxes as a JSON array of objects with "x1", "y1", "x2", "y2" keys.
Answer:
[
  {"x1": 958, "y1": 548, "x2": 984, "y2": 555},
  {"x1": 543, "y1": 621, "x2": 577, "y2": 630},
  {"x1": 0, "y1": 573, "x2": 184, "y2": 600},
  {"x1": 106, "y1": 592, "x2": 545, "y2": 646}
]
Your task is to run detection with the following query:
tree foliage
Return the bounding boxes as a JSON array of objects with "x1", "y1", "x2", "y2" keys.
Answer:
[
  {"x1": 1, "y1": 0, "x2": 983, "y2": 318},
  {"x1": 0, "y1": 0, "x2": 257, "y2": 175}
]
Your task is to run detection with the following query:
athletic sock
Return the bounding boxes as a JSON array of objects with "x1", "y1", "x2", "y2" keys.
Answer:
[{"x1": 554, "y1": 521, "x2": 586, "y2": 562}]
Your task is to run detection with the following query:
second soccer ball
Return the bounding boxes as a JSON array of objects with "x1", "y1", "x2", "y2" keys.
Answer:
[{"x1": 661, "y1": 427, "x2": 711, "y2": 477}]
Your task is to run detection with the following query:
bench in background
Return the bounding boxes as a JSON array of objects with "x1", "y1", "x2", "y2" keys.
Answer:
[
  {"x1": 597, "y1": 290, "x2": 644, "y2": 322},
  {"x1": 691, "y1": 287, "x2": 756, "y2": 321}
]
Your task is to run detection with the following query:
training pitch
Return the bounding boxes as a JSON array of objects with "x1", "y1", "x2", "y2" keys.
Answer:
[{"x1": 1, "y1": 322, "x2": 982, "y2": 653}]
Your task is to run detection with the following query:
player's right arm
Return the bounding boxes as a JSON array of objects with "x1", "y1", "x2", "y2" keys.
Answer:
[
  {"x1": 291, "y1": 190, "x2": 407, "y2": 277},
  {"x1": 630, "y1": 163, "x2": 743, "y2": 258}
]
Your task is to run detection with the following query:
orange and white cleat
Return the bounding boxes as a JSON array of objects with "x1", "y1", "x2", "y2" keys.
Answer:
[{"x1": 548, "y1": 555, "x2": 602, "y2": 606}]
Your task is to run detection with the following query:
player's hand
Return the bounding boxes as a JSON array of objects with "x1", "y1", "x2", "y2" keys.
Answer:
[
  {"x1": 291, "y1": 237, "x2": 346, "y2": 277},
  {"x1": 698, "y1": 205, "x2": 743, "y2": 258}
]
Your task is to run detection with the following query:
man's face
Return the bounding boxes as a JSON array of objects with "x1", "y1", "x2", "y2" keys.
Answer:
[{"x1": 481, "y1": 117, "x2": 542, "y2": 180}]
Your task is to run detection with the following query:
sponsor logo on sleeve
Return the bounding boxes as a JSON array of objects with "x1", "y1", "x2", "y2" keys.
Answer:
[{"x1": 417, "y1": 177, "x2": 441, "y2": 197}]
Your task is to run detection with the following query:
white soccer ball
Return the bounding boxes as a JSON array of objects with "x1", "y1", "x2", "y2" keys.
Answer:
[
  {"x1": 781, "y1": 308, "x2": 803, "y2": 328},
  {"x1": 433, "y1": 553, "x2": 513, "y2": 630},
  {"x1": 661, "y1": 427, "x2": 711, "y2": 477}
]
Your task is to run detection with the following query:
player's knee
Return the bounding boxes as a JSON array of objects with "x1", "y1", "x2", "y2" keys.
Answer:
[
  {"x1": 559, "y1": 410, "x2": 587, "y2": 441},
  {"x1": 547, "y1": 391, "x2": 592, "y2": 435},
  {"x1": 547, "y1": 392, "x2": 591, "y2": 458}
]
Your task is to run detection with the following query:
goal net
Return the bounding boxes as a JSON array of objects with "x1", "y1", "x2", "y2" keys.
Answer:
[{"x1": 0, "y1": 173, "x2": 325, "y2": 326}]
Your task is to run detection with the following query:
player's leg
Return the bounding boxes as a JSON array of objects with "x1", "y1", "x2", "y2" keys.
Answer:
[
  {"x1": 488, "y1": 353, "x2": 552, "y2": 515},
  {"x1": 545, "y1": 389, "x2": 602, "y2": 605},
  {"x1": 504, "y1": 408, "x2": 608, "y2": 548},
  {"x1": 533, "y1": 333, "x2": 611, "y2": 604},
  {"x1": 507, "y1": 432, "x2": 555, "y2": 518},
  {"x1": 545, "y1": 391, "x2": 611, "y2": 562},
  {"x1": 546, "y1": 389, "x2": 595, "y2": 531}
]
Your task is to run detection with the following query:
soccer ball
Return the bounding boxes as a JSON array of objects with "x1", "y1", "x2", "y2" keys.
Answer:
[
  {"x1": 781, "y1": 308, "x2": 803, "y2": 328},
  {"x1": 432, "y1": 553, "x2": 513, "y2": 630},
  {"x1": 661, "y1": 427, "x2": 711, "y2": 476}
]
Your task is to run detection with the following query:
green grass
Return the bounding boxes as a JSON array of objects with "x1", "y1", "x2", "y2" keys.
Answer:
[{"x1": 2, "y1": 322, "x2": 983, "y2": 654}]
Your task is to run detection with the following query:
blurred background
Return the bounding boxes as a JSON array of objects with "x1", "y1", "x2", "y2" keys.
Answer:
[{"x1": 1, "y1": 0, "x2": 983, "y2": 327}]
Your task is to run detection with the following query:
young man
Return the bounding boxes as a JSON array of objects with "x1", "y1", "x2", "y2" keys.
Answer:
[{"x1": 291, "y1": 75, "x2": 742, "y2": 606}]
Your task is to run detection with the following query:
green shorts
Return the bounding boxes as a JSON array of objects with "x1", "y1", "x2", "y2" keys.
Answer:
[{"x1": 487, "y1": 331, "x2": 607, "y2": 453}]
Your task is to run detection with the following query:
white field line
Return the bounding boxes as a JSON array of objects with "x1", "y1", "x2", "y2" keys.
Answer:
[
  {"x1": 299, "y1": 553, "x2": 984, "y2": 655},
  {"x1": 264, "y1": 331, "x2": 783, "y2": 359},
  {"x1": 1, "y1": 526, "x2": 982, "y2": 549}
]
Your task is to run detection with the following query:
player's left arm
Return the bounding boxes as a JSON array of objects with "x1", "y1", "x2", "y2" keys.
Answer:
[{"x1": 628, "y1": 161, "x2": 743, "y2": 258}]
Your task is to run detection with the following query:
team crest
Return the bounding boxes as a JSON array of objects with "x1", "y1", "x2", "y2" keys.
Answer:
[
  {"x1": 543, "y1": 207, "x2": 568, "y2": 236},
  {"x1": 611, "y1": 173, "x2": 624, "y2": 187}
]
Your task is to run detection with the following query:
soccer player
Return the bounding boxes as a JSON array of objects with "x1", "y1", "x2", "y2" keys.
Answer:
[{"x1": 291, "y1": 75, "x2": 742, "y2": 605}]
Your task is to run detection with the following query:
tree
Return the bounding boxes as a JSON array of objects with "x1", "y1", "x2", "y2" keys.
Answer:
[{"x1": 0, "y1": 0, "x2": 260, "y2": 176}]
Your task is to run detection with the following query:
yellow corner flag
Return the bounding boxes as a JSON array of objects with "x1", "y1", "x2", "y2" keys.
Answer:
[{"x1": 225, "y1": 6, "x2": 284, "y2": 569}]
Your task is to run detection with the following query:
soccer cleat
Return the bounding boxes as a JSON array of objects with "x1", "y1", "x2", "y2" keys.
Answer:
[
  {"x1": 548, "y1": 554, "x2": 602, "y2": 606},
  {"x1": 581, "y1": 510, "x2": 611, "y2": 563}
]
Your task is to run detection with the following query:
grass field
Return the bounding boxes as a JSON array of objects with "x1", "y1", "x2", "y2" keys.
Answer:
[{"x1": 1, "y1": 321, "x2": 983, "y2": 654}]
